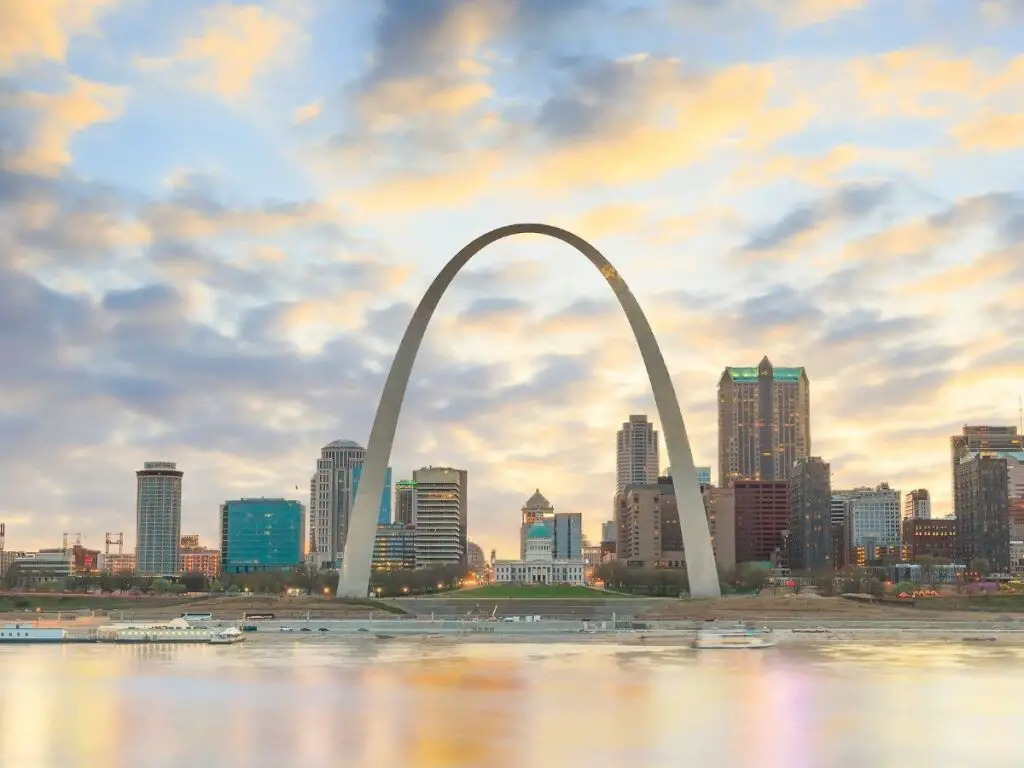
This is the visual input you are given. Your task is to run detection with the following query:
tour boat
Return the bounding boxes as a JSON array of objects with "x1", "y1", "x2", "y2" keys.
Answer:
[
  {"x1": 0, "y1": 624, "x2": 67, "y2": 643},
  {"x1": 692, "y1": 628, "x2": 776, "y2": 649},
  {"x1": 210, "y1": 627, "x2": 245, "y2": 645}
]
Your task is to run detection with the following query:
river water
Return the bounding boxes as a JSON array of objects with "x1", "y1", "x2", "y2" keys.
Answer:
[{"x1": 1, "y1": 638, "x2": 1021, "y2": 767}]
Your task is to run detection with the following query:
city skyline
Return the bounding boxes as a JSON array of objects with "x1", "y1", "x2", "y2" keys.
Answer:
[{"x1": 1, "y1": 1, "x2": 1022, "y2": 562}]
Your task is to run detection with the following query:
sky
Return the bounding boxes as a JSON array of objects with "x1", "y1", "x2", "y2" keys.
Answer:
[{"x1": 1, "y1": 0, "x2": 1022, "y2": 560}]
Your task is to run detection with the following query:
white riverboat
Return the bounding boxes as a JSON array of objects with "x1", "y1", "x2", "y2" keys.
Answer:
[
  {"x1": 210, "y1": 627, "x2": 245, "y2": 645},
  {"x1": 0, "y1": 624, "x2": 67, "y2": 643},
  {"x1": 97, "y1": 617, "x2": 214, "y2": 644},
  {"x1": 693, "y1": 628, "x2": 776, "y2": 650}
]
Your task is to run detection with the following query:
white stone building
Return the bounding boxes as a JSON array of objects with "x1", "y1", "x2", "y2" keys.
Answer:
[{"x1": 494, "y1": 522, "x2": 585, "y2": 585}]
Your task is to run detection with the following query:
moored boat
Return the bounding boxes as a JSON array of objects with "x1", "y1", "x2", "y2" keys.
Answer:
[
  {"x1": 210, "y1": 627, "x2": 245, "y2": 645},
  {"x1": 693, "y1": 628, "x2": 776, "y2": 649},
  {"x1": 0, "y1": 624, "x2": 67, "y2": 643}
]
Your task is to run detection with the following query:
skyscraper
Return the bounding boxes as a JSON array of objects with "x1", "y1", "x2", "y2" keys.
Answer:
[
  {"x1": 309, "y1": 439, "x2": 365, "y2": 568},
  {"x1": 788, "y1": 457, "x2": 832, "y2": 570},
  {"x1": 135, "y1": 461, "x2": 182, "y2": 577},
  {"x1": 220, "y1": 498, "x2": 304, "y2": 574},
  {"x1": 718, "y1": 356, "x2": 810, "y2": 487},
  {"x1": 554, "y1": 512, "x2": 583, "y2": 560},
  {"x1": 616, "y1": 415, "x2": 659, "y2": 492},
  {"x1": 838, "y1": 484, "x2": 902, "y2": 565},
  {"x1": 412, "y1": 466, "x2": 468, "y2": 568}
]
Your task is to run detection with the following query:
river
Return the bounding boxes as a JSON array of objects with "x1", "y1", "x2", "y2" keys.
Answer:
[{"x1": 1, "y1": 638, "x2": 1021, "y2": 767}]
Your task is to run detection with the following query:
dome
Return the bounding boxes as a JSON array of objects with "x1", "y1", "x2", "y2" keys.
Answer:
[
  {"x1": 324, "y1": 439, "x2": 365, "y2": 450},
  {"x1": 526, "y1": 522, "x2": 551, "y2": 540},
  {"x1": 523, "y1": 489, "x2": 552, "y2": 510}
]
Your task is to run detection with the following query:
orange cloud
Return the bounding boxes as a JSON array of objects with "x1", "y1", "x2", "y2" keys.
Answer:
[
  {"x1": 953, "y1": 112, "x2": 1024, "y2": 151},
  {"x1": 0, "y1": 0, "x2": 118, "y2": 71},
  {"x1": 4, "y1": 75, "x2": 124, "y2": 176},
  {"x1": 136, "y1": 5, "x2": 304, "y2": 97},
  {"x1": 761, "y1": 0, "x2": 867, "y2": 28}
]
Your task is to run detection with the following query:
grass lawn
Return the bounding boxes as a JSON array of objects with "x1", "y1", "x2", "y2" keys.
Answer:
[
  {"x1": 448, "y1": 584, "x2": 634, "y2": 599},
  {"x1": 0, "y1": 594, "x2": 192, "y2": 612}
]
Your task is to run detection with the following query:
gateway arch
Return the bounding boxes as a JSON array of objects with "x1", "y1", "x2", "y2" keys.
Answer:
[{"x1": 337, "y1": 223, "x2": 722, "y2": 599}]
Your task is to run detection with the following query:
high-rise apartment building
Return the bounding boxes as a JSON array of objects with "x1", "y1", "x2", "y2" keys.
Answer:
[
  {"x1": 412, "y1": 466, "x2": 468, "y2": 568},
  {"x1": 220, "y1": 498, "x2": 304, "y2": 574},
  {"x1": 951, "y1": 426, "x2": 1021, "y2": 572},
  {"x1": 733, "y1": 481, "x2": 789, "y2": 564},
  {"x1": 718, "y1": 356, "x2": 810, "y2": 487},
  {"x1": 135, "y1": 461, "x2": 182, "y2": 577},
  {"x1": 616, "y1": 478, "x2": 685, "y2": 569},
  {"x1": 394, "y1": 480, "x2": 416, "y2": 526},
  {"x1": 616, "y1": 415, "x2": 659, "y2": 492},
  {"x1": 837, "y1": 484, "x2": 902, "y2": 565},
  {"x1": 788, "y1": 457, "x2": 832, "y2": 571},
  {"x1": 904, "y1": 489, "x2": 931, "y2": 520},
  {"x1": 309, "y1": 439, "x2": 365, "y2": 568}
]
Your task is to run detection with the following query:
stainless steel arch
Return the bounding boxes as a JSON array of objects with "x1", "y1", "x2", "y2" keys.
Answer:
[{"x1": 337, "y1": 223, "x2": 721, "y2": 598}]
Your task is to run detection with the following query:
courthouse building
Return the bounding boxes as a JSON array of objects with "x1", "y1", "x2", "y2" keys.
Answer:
[{"x1": 493, "y1": 522, "x2": 585, "y2": 586}]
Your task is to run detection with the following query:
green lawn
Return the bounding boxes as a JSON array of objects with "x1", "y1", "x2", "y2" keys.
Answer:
[{"x1": 448, "y1": 584, "x2": 634, "y2": 599}]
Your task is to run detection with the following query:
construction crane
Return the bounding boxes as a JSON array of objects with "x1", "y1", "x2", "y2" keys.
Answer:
[
  {"x1": 62, "y1": 532, "x2": 82, "y2": 551},
  {"x1": 105, "y1": 532, "x2": 124, "y2": 555}
]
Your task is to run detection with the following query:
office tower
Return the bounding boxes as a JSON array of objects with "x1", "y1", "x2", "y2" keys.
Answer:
[
  {"x1": 135, "y1": 461, "x2": 182, "y2": 577},
  {"x1": 220, "y1": 498, "x2": 304, "y2": 574},
  {"x1": 412, "y1": 466, "x2": 468, "y2": 568},
  {"x1": 394, "y1": 480, "x2": 416, "y2": 526},
  {"x1": 351, "y1": 464, "x2": 393, "y2": 525},
  {"x1": 309, "y1": 439, "x2": 365, "y2": 568},
  {"x1": 520, "y1": 489, "x2": 554, "y2": 558},
  {"x1": 904, "y1": 489, "x2": 931, "y2": 520},
  {"x1": 554, "y1": 512, "x2": 583, "y2": 560},
  {"x1": 694, "y1": 466, "x2": 712, "y2": 486},
  {"x1": 838, "y1": 484, "x2": 902, "y2": 565},
  {"x1": 788, "y1": 457, "x2": 832, "y2": 570},
  {"x1": 616, "y1": 415, "x2": 659, "y2": 492},
  {"x1": 616, "y1": 477, "x2": 684, "y2": 568},
  {"x1": 718, "y1": 356, "x2": 810, "y2": 487},
  {"x1": 733, "y1": 481, "x2": 789, "y2": 564},
  {"x1": 600, "y1": 520, "x2": 617, "y2": 545},
  {"x1": 955, "y1": 454, "x2": 1010, "y2": 571}
]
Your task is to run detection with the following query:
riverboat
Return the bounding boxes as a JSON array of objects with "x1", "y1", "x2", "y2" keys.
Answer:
[
  {"x1": 0, "y1": 624, "x2": 68, "y2": 643},
  {"x1": 692, "y1": 629, "x2": 776, "y2": 649},
  {"x1": 210, "y1": 627, "x2": 245, "y2": 645}
]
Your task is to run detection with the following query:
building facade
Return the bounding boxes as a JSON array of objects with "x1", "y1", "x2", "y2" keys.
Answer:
[
  {"x1": 704, "y1": 486, "x2": 736, "y2": 572},
  {"x1": 10, "y1": 550, "x2": 74, "y2": 585},
  {"x1": 412, "y1": 466, "x2": 468, "y2": 568},
  {"x1": 493, "y1": 522, "x2": 585, "y2": 585},
  {"x1": 520, "y1": 489, "x2": 554, "y2": 558},
  {"x1": 954, "y1": 453, "x2": 1010, "y2": 572},
  {"x1": 351, "y1": 463, "x2": 393, "y2": 526},
  {"x1": 466, "y1": 541, "x2": 485, "y2": 572},
  {"x1": 694, "y1": 466, "x2": 712, "y2": 486},
  {"x1": 616, "y1": 415, "x2": 659, "y2": 492},
  {"x1": 178, "y1": 535, "x2": 221, "y2": 581},
  {"x1": 135, "y1": 461, "x2": 183, "y2": 577},
  {"x1": 220, "y1": 498, "x2": 304, "y2": 574},
  {"x1": 904, "y1": 489, "x2": 931, "y2": 520},
  {"x1": 98, "y1": 552, "x2": 135, "y2": 574},
  {"x1": 733, "y1": 481, "x2": 790, "y2": 564},
  {"x1": 309, "y1": 439, "x2": 365, "y2": 568},
  {"x1": 838, "y1": 484, "x2": 902, "y2": 565},
  {"x1": 788, "y1": 457, "x2": 832, "y2": 571},
  {"x1": 394, "y1": 480, "x2": 416, "y2": 526},
  {"x1": 718, "y1": 357, "x2": 810, "y2": 487},
  {"x1": 616, "y1": 478, "x2": 685, "y2": 569},
  {"x1": 902, "y1": 518, "x2": 956, "y2": 562},
  {"x1": 372, "y1": 524, "x2": 416, "y2": 571},
  {"x1": 553, "y1": 512, "x2": 583, "y2": 561}
]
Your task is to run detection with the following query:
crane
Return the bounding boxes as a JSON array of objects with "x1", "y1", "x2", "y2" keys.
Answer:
[
  {"x1": 62, "y1": 532, "x2": 82, "y2": 551},
  {"x1": 105, "y1": 532, "x2": 124, "y2": 555}
]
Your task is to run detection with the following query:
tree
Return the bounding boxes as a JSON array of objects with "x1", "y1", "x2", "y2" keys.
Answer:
[{"x1": 180, "y1": 571, "x2": 208, "y2": 593}]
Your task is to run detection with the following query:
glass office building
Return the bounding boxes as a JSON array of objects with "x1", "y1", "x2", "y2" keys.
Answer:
[
  {"x1": 350, "y1": 464, "x2": 393, "y2": 525},
  {"x1": 220, "y1": 498, "x2": 304, "y2": 574}
]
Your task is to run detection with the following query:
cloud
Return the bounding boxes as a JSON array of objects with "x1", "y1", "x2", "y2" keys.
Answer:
[
  {"x1": 135, "y1": 4, "x2": 304, "y2": 97},
  {"x1": 2, "y1": 75, "x2": 125, "y2": 176},
  {"x1": 953, "y1": 112, "x2": 1024, "y2": 151},
  {"x1": 760, "y1": 0, "x2": 868, "y2": 28},
  {"x1": 0, "y1": 0, "x2": 118, "y2": 72},
  {"x1": 292, "y1": 99, "x2": 322, "y2": 126}
]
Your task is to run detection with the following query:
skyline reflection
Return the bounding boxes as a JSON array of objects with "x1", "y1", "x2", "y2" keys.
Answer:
[{"x1": 2, "y1": 640, "x2": 1023, "y2": 767}]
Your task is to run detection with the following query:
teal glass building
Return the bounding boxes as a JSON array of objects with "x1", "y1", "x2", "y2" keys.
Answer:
[
  {"x1": 350, "y1": 464, "x2": 393, "y2": 525},
  {"x1": 220, "y1": 498, "x2": 304, "y2": 574}
]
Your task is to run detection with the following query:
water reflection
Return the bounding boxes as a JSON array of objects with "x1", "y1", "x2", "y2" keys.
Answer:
[{"x1": 2, "y1": 640, "x2": 1024, "y2": 767}]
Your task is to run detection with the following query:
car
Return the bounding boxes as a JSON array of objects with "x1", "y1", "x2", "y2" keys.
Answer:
[{"x1": 318, "y1": 627, "x2": 330, "y2": 633}]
